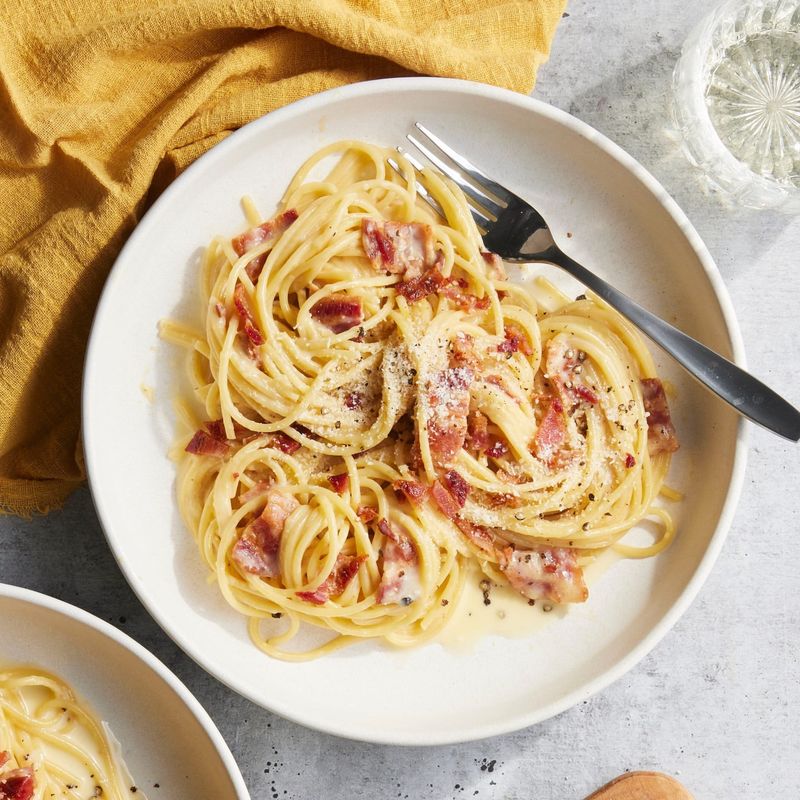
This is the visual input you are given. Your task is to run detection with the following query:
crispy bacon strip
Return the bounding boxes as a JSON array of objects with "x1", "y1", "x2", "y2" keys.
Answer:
[
  {"x1": 205, "y1": 418, "x2": 250, "y2": 441},
  {"x1": 500, "y1": 546, "x2": 588, "y2": 604},
  {"x1": 357, "y1": 506, "x2": 378, "y2": 523},
  {"x1": 486, "y1": 437, "x2": 509, "y2": 459},
  {"x1": 641, "y1": 378, "x2": 679, "y2": 456},
  {"x1": 497, "y1": 323, "x2": 533, "y2": 357},
  {"x1": 328, "y1": 473, "x2": 349, "y2": 494},
  {"x1": 185, "y1": 429, "x2": 229, "y2": 458},
  {"x1": 395, "y1": 265, "x2": 445, "y2": 303},
  {"x1": 296, "y1": 554, "x2": 366, "y2": 605},
  {"x1": 431, "y1": 479, "x2": 501, "y2": 557},
  {"x1": 420, "y1": 366, "x2": 473, "y2": 469},
  {"x1": 232, "y1": 209, "x2": 298, "y2": 281},
  {"x1": 451, "y1": 332, "x2": 479, "y2": 369},
  {"x1": 232, "y1": 490, "x2": 298, "y2": 578},
  {"x1": 361, "y1": 219, "x2": 435, "y2": 280},
  {"x1": 466, "y1": 408, "x2": 490, "y2": 453},
  {"x1": 376, "y1": 518, "x2": 421, "y2": 605},
  {"x1": 532, "y1": 397, "x2": 567, "y2": 468},
  {"x1": 431, "y1": 480, "x2": 461, "y2": 521},
  {"x1": 393, "y1": 479, "x2": 429, "y2": 505},
  {"x1": 310, "y1": 294, "x2": 363, "y2": 334},
  {"x1": 267, "y1": 431, "x2": 301, "y2": 454},
  {"x1": 438, "y1": 277, "x2": 490, "y2": 312},
  {"x1": 233, "y1": 283, "x2": 265, "y2": 346},
  {"x1": 0, "y1": 766, "x2": 34, "y2": 800},
  {"x1": 455, "y1": 518, "x2": 498, "y2": 557},
  {"x1": 186, "y1": 418, "x2": 260, "y2": 457},
  {"x1": 442, "y1": 470, "x2": 469, "y2": 508}
]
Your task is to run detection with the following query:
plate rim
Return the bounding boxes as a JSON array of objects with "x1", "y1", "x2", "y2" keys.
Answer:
[
  {"x1": 0, "y1": 582, "x2": 251, "y2": 797},
  {"x1": 82, "y1": 75, "x2": 749, "y2": 745}
]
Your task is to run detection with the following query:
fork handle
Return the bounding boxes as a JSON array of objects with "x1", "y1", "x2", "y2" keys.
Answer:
[{"x1": 549, "y1": 249, "x2": 800, "y2": 442}]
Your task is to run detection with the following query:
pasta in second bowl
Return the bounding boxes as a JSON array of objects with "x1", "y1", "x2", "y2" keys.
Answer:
[{"x1": 0, "y1": 586, "x2": 249, "y2": 799}]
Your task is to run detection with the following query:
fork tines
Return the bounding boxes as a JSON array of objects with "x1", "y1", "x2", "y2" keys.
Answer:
[{"x1": 404, "y1": 123, "x2": 521, "y2": 231}]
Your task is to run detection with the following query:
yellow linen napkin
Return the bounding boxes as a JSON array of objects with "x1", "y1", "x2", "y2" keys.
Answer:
[{"x1": 0, "y1": 0, "x2": 566, "y2": 516}]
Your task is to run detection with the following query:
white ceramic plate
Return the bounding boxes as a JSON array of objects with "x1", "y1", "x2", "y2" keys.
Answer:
[
  {"x1": 83, "y1": 77, "x2": 747, "y2": 745},
  {"x1": 0, "y1": 584, "x2": 250, "y2": 798}
]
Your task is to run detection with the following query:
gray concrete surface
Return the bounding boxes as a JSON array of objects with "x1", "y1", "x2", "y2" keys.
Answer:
[{"x1": 2, "y1": 1, "x2": 799, "y2": 797}]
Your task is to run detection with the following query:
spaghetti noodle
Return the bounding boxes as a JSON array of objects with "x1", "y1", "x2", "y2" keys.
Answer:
[
  {"x1": 162, "y1": 141, "x2": 679, "y2": 661},
  {"x1": 0, "y1": 666, "x2": 143, "y2": 799}
]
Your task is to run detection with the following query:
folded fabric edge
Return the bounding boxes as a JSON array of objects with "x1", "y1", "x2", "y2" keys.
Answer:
[{"x1": 0, "y1": 478, "x2": 85, "y2": 519}]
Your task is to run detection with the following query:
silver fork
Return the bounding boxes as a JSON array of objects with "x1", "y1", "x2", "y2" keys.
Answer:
[{"x1": 400, "y1": 122, "x2": 800, "y2": 442}]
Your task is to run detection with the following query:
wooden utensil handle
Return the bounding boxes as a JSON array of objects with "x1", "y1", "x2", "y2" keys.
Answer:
[{"x1": 585, "y1": 771, "x2": 694, "y2": 799}]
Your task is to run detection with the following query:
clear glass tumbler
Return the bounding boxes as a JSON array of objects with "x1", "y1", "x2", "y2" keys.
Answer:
[{"x1": 673, "y1": 0, "x2": 800, "y2": 212}]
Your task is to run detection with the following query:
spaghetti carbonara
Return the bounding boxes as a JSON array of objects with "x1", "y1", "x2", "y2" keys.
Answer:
[
  {"x1": 162, "y1": 141, "x2": 679, "y2": 661},
  {"x1": 0, "y1": 666, "x2": 143, "y2": 799}
]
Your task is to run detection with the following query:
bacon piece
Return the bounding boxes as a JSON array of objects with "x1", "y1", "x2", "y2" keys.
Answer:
[
  {"x1": 310, "y1": 293, "x2": 364, "y2": 334},
  {"x1": 455, "y1": 518, "x2": 499, "y2": 557},
  {"x1": 185, "y1": 429, "x2": 229, "y2": 458},
  {"x1": 204, "y1": 418, "x2": 251, "y2": 442},
  {"x1": 344, "y1": 391, "x2": 363, "y2": 410},
  {"x1": 0, "y1": 767, "x2": 34, "y2": 800},
  {"x1": 395, "y1": 265, "x2": 445, "y2": 303},
  {"x1": 625, "y1": 453, "x2": 636, "y2": 468},
  {"x1": 451, "y1": 332, "x2": 479, "y2": 370},
  {"x1": 233, "y1": 283, "x2": 265, "y2": 346},
  {"x1": 442, "y1": 470, "x2": 469, "y2": 508},
  {"x1": 393, "y1": 479, "x2": 429, "y2": 505},
  {"x1": 267, "y1": 431, "x2": 301, "y2": 454},
  {"x1": 357, "y1": 506, "x2": 378, "y2": 523},
  {"x1": 232, "y1": 209, "x2": 298, "y2": 281},
  {"x1": 0, "y1": 754, "x2": 7, "y2": 770},
  {"x1": 328, "y1": 473, "x2": 349, "y2": 494},
  {"x1": 439, "y1": 278, "x2": 490, "y2": 312},
  {"x1": 431, "y1": 480, "x2": 461, "y2": 521},
  {"x1": 641, "y1": 378, "x2": 679, "y2": 456},
  {"x1": 485, "y1": 491, "x2": 522, "y2": 509},
  {"x1": 384, "y1": 222, "x2": 435, "y2": 280},
  {"x1": 497, "y1": 323, "x2": 533, "y2": 357},
  {"x1": 296, "y1": 553, "x2": 366, "y2": 605},
  {"x1": 239, "y1": 480, "x2": 270, "y2": 504},
  {"x1": 188, "y1": 418, "x2": 263, "y2": 450},
  {"x1": 421, "y1": 366, "x2": 473, "y2": 469},
  {"x1": 466, "y1": 409, "x2": 490, "y2": 453},
  {"x1": 361, "y1": 219, "x2": 435, "y2": 280},
  {"x1": 485, "y1": 437, "x2": 509, "y2": 459},
  {"x1": 500, "y1": 546, "x2": 588, "y2": 604},
  {"x1": 232, "y1": 490, "x2": 298, "y2": 578},
  {"x1": 532, "y1": 397, "x2": 567, "y2": 467},
  {"x1": 545, "y1": 337, "x2": 598, "y2": 407},
  {"x1": 376, "y1": 518, "x2": 422, "y2": 605},
  {"x1": 361, "y1": 218, "x2": 395, "y2": 270}
]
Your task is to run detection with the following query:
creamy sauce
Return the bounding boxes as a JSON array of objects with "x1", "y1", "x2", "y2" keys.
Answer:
[
  {"x1": 0, "y1": 664, "x2": 145, "y2": 799},
  {"x1": 437, "y1": 549, "x2": 622, "y2": 651}
]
